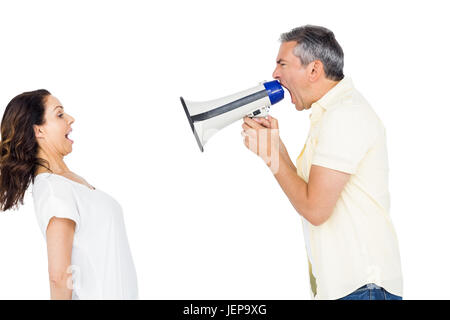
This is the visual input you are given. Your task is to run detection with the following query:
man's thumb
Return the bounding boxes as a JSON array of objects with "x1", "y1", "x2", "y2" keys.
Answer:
[{"x1": 268, "y1": 116, "x2": 279, "y2": 129}]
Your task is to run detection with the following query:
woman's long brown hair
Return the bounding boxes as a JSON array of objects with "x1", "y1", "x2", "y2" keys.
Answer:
[{"x1": 0, "y1": 89, "x2": 52, "y2": 211}]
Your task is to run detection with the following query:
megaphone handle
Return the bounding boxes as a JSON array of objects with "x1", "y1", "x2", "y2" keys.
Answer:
[{"x1": 248, "y1": 106, "x2": 270, "y2": 118}]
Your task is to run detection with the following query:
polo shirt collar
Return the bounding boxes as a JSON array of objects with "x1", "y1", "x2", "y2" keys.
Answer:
[{"x1": 309, "y1": 76, "x2": 353, "y2": 123}]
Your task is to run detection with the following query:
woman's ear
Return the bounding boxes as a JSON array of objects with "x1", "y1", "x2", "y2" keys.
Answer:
[{"x1": 33, "y1": 125, "x2": 44, "y2": 139}]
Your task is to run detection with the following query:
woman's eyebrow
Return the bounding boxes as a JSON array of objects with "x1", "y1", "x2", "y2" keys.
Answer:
[{"x1": 53, "y1": 105, "x2": 64, "y2": 111}]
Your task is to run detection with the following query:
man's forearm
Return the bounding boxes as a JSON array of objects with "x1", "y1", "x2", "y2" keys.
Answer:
[
  {"x1": 271, "y1": 153, "x2": 315, "y2": 224},
  {"x1": 278, "y1": 140, "x2": 297, "y2": 172}
]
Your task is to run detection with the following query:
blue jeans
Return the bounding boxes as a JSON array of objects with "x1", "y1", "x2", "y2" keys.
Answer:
[{"x1": 338, "y1": 283, "x2": 402, "y2": 300}]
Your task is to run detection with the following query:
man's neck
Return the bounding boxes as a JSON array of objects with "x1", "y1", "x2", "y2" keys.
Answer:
[{"x1": 309, "y1": 78, "x2": 341, "y2": 107}]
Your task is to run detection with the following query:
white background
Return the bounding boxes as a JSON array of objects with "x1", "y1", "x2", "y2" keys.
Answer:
[{"x1": 0, "y1": 0, "x2": 449, "y2": 300}]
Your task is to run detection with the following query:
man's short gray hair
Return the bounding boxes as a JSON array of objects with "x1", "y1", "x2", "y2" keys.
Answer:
[{"x1": 280, "y1": 25, "x2": 344, "y2": 81}]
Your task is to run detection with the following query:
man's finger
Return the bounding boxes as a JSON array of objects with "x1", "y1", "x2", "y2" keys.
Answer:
[
  {"x1": 243, "y1": 116, "x2": 263, "y2": 129},
  {"x1": 245, "y1": 128, "x2": 257, "y2": 138},
  {"x1": 243, "y1": 135, "x2": 250, "y2": 149},
  {"x1": 268, "y1": 116, "x2": 279, "y2": 129},
  {"x1": 254, "y1": 117, "x2": 271, "y2": 128}
]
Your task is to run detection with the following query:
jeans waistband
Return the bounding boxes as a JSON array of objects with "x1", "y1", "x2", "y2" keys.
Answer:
[{"x1": 365, "y1": 283, "x2": 381, "y2": 290}]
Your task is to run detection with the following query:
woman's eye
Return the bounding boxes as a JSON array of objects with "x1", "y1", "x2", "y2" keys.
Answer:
[{"x1": 58, "y1": 113, "x2": 64, "y2": 118}]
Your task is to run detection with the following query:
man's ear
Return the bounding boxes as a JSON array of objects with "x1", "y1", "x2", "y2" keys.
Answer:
[
  {"x1": 308, "y1": 60, "x2": 323, "y2": 82},
  {"x1": 33, "y1": 125, "x2": 44, "y2": 139}
]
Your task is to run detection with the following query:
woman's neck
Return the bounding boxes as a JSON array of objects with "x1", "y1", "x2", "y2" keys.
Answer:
[{"x1": 35, "y1": 148, "x2": 70, "y2": 175}]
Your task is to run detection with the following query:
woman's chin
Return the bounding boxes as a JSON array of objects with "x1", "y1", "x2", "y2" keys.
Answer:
[{"x1": 64, "y1": 145, "x2": 73, "y2": 155}]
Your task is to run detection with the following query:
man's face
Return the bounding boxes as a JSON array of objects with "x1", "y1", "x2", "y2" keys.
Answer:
[{"x1": 272, "y1": 41, "x2": 310, "y2": 111}]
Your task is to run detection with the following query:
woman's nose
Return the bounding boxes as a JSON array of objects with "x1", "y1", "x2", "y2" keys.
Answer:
[{"x1": 67, "y1": 114, "x2": 75, "y2": 125}]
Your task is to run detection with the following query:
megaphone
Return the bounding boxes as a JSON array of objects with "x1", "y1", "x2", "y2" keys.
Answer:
[{"x1": 180, "y1": 80, "x2": 284, "y2": 152}]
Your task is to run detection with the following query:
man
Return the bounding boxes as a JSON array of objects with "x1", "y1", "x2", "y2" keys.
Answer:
[{"x1": 241, "y1": 25, "x2": 403, "y2": 300}]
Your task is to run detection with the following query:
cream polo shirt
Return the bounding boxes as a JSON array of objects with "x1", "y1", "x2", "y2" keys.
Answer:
[{"x1": 296, "y1": 76, "x2": 403, "y2": 300}]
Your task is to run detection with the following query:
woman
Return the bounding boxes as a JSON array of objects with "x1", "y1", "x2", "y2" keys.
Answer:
[{"x1": 0, "y1": 89, "x2": 138, "y2": 299}]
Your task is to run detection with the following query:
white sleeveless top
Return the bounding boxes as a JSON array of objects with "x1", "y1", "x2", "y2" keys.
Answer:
[{"x1": 32, "y1": 172, "x2": 138, "y2": 300}]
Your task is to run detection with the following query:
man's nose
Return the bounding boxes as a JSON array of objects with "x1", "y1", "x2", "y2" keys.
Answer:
[{"x1": 272, "y1": 68, "x2": 280, "y2": 80}]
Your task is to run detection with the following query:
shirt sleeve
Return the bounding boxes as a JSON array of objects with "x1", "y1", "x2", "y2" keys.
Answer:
[
  {"x1": 34, "y1": 178, "x2": 80, "y2": 236},
  {"x1": 311, "y1": 105, "x2": 379, "y2": 174}
]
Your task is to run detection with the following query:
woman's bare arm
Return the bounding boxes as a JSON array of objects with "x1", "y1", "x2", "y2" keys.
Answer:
[{"x1": 46, "y1": 217, "x2": 75, "y2": 300}]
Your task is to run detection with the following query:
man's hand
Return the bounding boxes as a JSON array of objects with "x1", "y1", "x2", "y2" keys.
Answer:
[{"x1": 241, "y1": 115, "x2": 281, "y2": 172}]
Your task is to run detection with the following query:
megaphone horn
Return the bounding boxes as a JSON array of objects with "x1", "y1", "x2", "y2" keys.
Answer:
[{"x1": 180, "y1": 80, "x2": 284, "y2": 152}]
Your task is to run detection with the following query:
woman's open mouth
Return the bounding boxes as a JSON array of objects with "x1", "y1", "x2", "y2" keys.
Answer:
[{"x1": 65, "y1": 129, "x2": 73, "y2": 144}]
